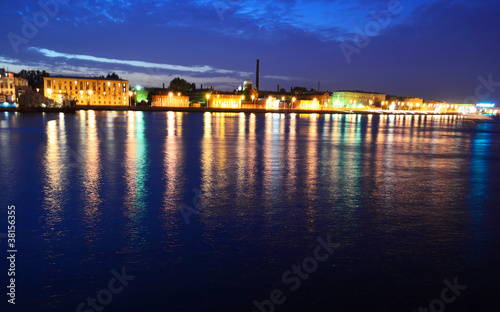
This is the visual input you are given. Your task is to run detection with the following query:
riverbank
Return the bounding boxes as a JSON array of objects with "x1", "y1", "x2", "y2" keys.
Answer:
[{"x1": 0, "y1": 105, "x2": 459, "y2": 115}]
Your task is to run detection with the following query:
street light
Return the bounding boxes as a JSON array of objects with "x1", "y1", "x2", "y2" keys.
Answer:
[
  {"x1": 129, "y1": 91, "x2": 133, "y2": 106},
  {"x1": 206, "y1": 94, "x2": 210, "y2": 107}
]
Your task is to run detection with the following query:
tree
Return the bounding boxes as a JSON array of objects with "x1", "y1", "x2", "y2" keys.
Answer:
[
  {"x1": 94, "y1": 73, "x2": 122, "y2": 79},
  {"x1": 168, "y1": 77, "x2": 193, "y2": 94},
  {"x1": 106, "y1": 73, "x2": 121, "y2": 79},
  {"x1": 18, "y1": 69, "x2": 50, "y2": 93}
]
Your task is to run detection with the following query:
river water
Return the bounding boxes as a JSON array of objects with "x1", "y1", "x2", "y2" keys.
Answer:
[{"x1": 1, "y1": 111, "x2": 499, "y2": 311}]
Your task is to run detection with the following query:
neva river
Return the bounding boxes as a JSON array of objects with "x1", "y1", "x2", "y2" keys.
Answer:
[{"x1": 1, "y1": 111, "x2": 499, "y2": 312}]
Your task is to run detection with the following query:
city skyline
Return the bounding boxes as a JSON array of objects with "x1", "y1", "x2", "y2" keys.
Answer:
[{"x1": 1, "y1": 0, "x2": 500, "y2": 104}]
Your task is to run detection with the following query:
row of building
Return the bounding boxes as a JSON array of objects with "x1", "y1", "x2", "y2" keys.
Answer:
[
  {"x1": 0, "y1": 69, "x2": 28, "y2": 102},
  {"x1": 0, "y1": 69, "x2": 483, "y2": 114}
]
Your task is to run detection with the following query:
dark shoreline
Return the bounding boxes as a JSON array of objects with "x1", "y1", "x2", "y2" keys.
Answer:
[{"x1": 0, "y1": 105, "x2": 459, "y2": 116}]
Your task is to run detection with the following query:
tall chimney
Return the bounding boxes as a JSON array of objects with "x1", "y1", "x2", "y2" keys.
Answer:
[
  {"x1": 163, "y1": 83, "x2": 165, "y2": 89},
  {"x1": 256, "y1": 59, "x2": 260, "y2": 91},
  {"x1": 277, "y1": 84, "x2": 280, "y2": 93}
]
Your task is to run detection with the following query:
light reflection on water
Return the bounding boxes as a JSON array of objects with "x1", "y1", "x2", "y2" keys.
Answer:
[{"x1": 2, "y1": 112, "x2": 500, "y2": 312}]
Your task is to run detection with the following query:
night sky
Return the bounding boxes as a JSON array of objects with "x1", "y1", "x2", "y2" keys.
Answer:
[{"x1": 1, "y1": 0, "x2": 500, "y2": 103}]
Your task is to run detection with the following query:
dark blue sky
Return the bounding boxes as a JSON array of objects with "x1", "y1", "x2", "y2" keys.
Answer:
[{"x1": 1, "y1": 0, "x2": 500, "y2": 103}]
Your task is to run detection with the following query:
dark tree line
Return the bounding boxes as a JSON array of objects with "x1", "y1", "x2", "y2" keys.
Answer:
[
  {"x1": 95, "y1": 73, "x2": 122, "y2": 79},
  {"x1": 168, "y1": 77, "x2": 194, "y2": 94},
  {"x1": 18, "y1": 69, "x2": 50, "y2": 92}
]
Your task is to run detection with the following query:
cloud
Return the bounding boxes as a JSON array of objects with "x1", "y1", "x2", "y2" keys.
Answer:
[
  {"x1": 30, "y1": 47, "x2": 223, "y2": 74},
  {"x1": 262, "y1": 75, "x2": 300, "y2": 81}
]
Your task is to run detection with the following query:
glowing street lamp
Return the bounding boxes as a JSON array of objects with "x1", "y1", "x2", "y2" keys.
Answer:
[
  {"x1": 206, "y1": 94, "x2": 210, "y2": 107},
  {"x1": 291, "y1": 97, "x2": 296, "y2": 109},
  {"x1": 128, "y1": 91, "x2": 133, "y2": 106}
]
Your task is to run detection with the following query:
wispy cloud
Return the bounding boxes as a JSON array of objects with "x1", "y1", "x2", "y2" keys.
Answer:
[
  {"x1": 262, "y1": 75, "x2": 300, "y2": 81},
  {"x1": 30, "y1": 47, "x2": 214, "y2": 73},
  {"x1": 28, "y1": 47, "x2": 300, "y2": 81}
]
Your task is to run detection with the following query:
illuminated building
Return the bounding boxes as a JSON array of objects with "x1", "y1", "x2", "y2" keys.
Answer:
[
  {"x1": 332, "y1": 90, "x2": 386, "y2": 108},
  {"x1": 152, "y1": 91, "x2": 189, "y2": 107},
  {"x1": 384, "y1": 96, "x2": 424, "y2": 110},
  {"x1": 0, "y1": 70, "x2": 28, "y2": 102},
  {"x1": 297, "y1": 92, "x2": 330, "y2": 109},
  {"x1": 43, "y1": 76, "x2": 129, "y2": 106},
  {"x1": 265, "y1": 96, "x2": 279, "y2": 109},
  {"x1": 423, "y1": 101, "x2": 476, "y2": 113},
  {"x1": 298, "y1": 99, "x2": 320, "y2": 110},
  {"x1": 476, "y1": 103, "x2": 498, "y2": 115},
  {"x1": 207, "y1": 94, "x2": 242, "y2": 109}
]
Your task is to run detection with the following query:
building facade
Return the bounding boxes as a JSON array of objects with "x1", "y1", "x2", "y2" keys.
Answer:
[
  {"x1": 151, "y1": 91, "x2": 189, "y2": 107},
  {"x1": 298, "y1": 99, "x2": 320, "y2": 110},
  {"x1": 332, "y1": 91, "x2": 386, "y2": 108},
  {"x1": 0, "y1": 71, "x2": 28, "y2": 102},
  {"x1": 207, "y1": 94, "x2": 242, "y2": 109},
  {"x1": 43, "y1": 76, "x2": 129, "y2": 106},
  {"x1": 383, "y1": 96, "x2": 424, "y2": 110}
]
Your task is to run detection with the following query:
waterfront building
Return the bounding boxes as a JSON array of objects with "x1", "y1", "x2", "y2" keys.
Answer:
[
  {"x1": 383, "y1": 96, "x2": 424, "y2": 110},
  {"x1": 332, "y1": 90, "x2": 386, "y2": 108},
  {"x1": 297, "y1": 92, "x2": 331, "y2": 109},
  {"x1": 43, "y1": 76, "x2": 130, "y2": 106},
  {"x1": 0, "y1": 70, "x2": 28, "y2": 102},
  {"x1": 151, "y1": 91, "x2": 190, "y2": 107},
  {"x1": 16, "y1": 86, "x2": 56, "y2": 108},
  {"x1": 423, "y1": 101, "x2": 476, "y2": 114},
  {"x1": 265, "y1": 96, "x2": 279, "y2": 109},
  {"x1": 298, "y1": 99, "x2": 320, "y2": 110},
  {"x1": 207, "y1": 94, "x2": 242, "y2": 109}
]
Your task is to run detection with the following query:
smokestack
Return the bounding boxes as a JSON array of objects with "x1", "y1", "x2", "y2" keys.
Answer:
[
  {"x1": 201, "y1": 84, "x2": 203, "y2": 90},
  {"x1": 256, "y1": 59, "x2": 260, "y2": 91},
  {"x1": 163, "y1": 83, "x2": 165, "y2": 89},
  {"x1": 277, "y1": 84, "x2": 280, "y2": 93}
]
